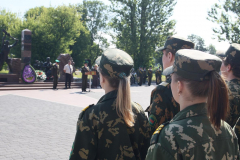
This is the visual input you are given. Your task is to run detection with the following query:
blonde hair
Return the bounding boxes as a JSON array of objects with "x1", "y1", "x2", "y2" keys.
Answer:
[
  {"x1": 99, "y1": 68, "x2": 135, "y2": 127},
  {"x1": 116, "y1": 77, "x2": 135, "y2": 127}
]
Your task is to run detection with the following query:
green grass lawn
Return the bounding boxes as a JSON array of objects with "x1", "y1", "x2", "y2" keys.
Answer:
[{"x1": 0, "y1": 69, "x2": 9, "y2": 74}]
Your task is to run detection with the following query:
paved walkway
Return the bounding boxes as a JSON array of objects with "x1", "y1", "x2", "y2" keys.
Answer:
[{"x1": 0, "y1": 83, "x2": 156, "y2": 160}]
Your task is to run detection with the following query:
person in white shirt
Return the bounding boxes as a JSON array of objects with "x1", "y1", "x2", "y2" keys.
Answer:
[{"x1": 63, "y1": 60, "x2": 73, "y2": 89}]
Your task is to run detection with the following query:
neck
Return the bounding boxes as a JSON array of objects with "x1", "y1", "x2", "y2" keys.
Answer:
[
  {"x1": 179, "y1": 97, "x2": 207, "y2": 111},
  {"x1": 226, "y1": 72, "x2": 240, "y2": 81},
  {"x1": 164, "y1": 61, "x2": 174, "y2": 70},
  {"x1": 104, "y1": 84, "x2": 116, "y2": 95}
]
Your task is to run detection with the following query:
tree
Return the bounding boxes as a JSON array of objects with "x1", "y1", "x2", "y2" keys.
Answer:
[
  {"x1": 207, "y1": 0, "x2": 240, "y2": 43},
  {"x1": 109, "y1": 0, "x2": 176, "y2": 69},
  {"x1": 72, "y1": 0, "x2": 109, "y2": 68},
  {"x1": 187, "y1": 34, "x2": 208, "y2": 52},
  {"x1": 208, "y1": 44, "x2": 216, "y2": 55},
  {"x1": 22, "y1": 6, "x2": 85, "y2": 63},
  {"x1": 0, "y1": 9, "x2": 22, "y2": 58}
]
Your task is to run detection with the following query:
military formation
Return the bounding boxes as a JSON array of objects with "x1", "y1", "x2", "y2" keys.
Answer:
[{"x1": 69, "y1": 36, "x2": 240, "y2": 160}]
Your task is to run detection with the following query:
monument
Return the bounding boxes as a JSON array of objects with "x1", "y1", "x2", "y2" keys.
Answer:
[
  {"x1": 21, "y1": 29, "x2": 36, "y2": 83},
  {"x1": 0, "y1": 29, "x2": 20, "y2": 82}
]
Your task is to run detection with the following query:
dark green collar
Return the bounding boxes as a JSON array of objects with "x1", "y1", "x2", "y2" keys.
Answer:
[
  {"x1": 97, "y1": 90, "x2": 118, "y2": 104},
  {"x1": 171, "y1": 103, "x2": 207, "y2": 122}
]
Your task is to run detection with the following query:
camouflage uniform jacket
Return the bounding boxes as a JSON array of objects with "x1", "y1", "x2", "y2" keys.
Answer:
[
  {"x1": 146, "y1": 103, "x2": 239, "y2": 160},
  {"x1": 148, "y1": 78, "x2": 180, "y2": 134},
  {"x1": 155, "y1": 70, "x2": 162, "y2": 84},
  {"x1": 226, "y1": 79, "x2": 240, "y2": 127},
  {"x1": 148, "y1": 69, "x2": 152, "y2": 78},
  {"x1": 234, "y1": 117, "x2": 240, "y2": 150},
  {"x1": 69, "y1": 90, "x2": 151, "y2": 160}
]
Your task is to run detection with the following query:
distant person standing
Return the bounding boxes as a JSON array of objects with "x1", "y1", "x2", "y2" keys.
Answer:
[
  {"x1": 52, "y1": 59, "x2": 60, "y2": 90},
  {"x1": 137, "y1": 66, "x2": 143, "y2": 86},
  {"x1": 81, "y1": 61, "x2": 89, "y2": 92},
  {"x1": 143, "y1": 67, "x2": 147, "y2": 84},
  {"x1": 92, "y1": 64, "x2": 99, "y2": 88},
  {"x1": 155, "y1": 67, "x2": 162, "y2": 85},
  {"x1": 63, "y1": 60, "x2": 73, "y2": 89},
  {"x1": 148, "y1": 66, "x2": 153, "y2": 86}
]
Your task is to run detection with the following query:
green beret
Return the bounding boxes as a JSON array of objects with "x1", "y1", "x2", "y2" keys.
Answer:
[
  {"x1": 100, "y1": 48, "x2": 133, "y2": 79},
  {"x1": 55, "y1": 60, "x2": 60, "y2": 62},
  {"x1": 156, "y1": 35, "x2": 195, "y2": 52},
  {"x1": 225, "y1": 43, "x2": 240, "y2": 63},
  {"x1": 163, "y1": 49, "x2": 222, "y2": 81}
]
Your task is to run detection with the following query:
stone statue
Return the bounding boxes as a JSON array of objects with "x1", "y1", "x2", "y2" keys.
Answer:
[
  {"x1": 0, "y1": 29, "x2": 18, "y2": 73},
  {"x1": 33, "y1": 60, "x2": 43, "y2": 70},
  {"x1": 43, "y1": 57, "x2": 52, "y2": 80}
]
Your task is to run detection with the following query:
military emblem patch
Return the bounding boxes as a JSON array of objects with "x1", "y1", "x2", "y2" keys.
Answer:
[{"x1": 149, "y1": 115, "x2": 157, "y2": 127}]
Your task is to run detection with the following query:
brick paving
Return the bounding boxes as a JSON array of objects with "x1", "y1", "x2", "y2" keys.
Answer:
[{"x1": 0, "y1": 83, "x2": 156, "y2": 160}]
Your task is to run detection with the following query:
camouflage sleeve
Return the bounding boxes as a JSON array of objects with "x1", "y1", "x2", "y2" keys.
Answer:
[
  {"x1": 146, "y1": 144, "x2": 175, "y2": 160},
  {"x1": 69, "y1": 110, "x2": 97, "y2": 160},
  {"x1": 148, "y1": 85, "x2": 170, "y2": 134},
  {"x1": 226, "y1": 97, "x2": 240, "y2": 127},
  {"x1": 234, "y1": 117, "x2": 240, "y2": 148}
]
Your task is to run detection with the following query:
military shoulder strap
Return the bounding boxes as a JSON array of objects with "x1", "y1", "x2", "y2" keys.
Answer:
[
  {"x1": 79, "y1": 104, "x2": 94, "y2": 119},
  {"x1": 150, "y1": 121, "x2": 169, "y2": 145},
  {"x1": 132, "y1": 102, "x2": 143, "y2": 113},
  {"x1": 160, "y1": 81, "x2": 169, "y2": 87}
]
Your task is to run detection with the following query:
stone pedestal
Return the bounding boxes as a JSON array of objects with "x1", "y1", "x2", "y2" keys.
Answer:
[
  {"x1": 21, "y1": 29, "x2": 32, "y2": 70},
  {"x1": 0, "y1": 74, "x2": 19, "y2": 82}
]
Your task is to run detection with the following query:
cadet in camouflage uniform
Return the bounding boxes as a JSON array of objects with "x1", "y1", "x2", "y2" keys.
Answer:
[
  {"x1": 143, "y1": 67, "x2": 147, "y2": 84},
  {"x1": 146, "y1": 35, "x2": 194, "y2": 134},
  {"x1": 147, "y1": 66, "x2": 153, "y2": 86},
  {"x1": 52, "y1": 59, "x2": 60, "y2": 90},
  {"x1": 220, "y1": 43, "x2": 240, "y2": 128},
  {"x1": 155, "y1": 67, "x2": 162, "y2": 85},
  {"x1": 70, "y1": 48, "x2": 151, "y2": 160},
  {"x1": 146, "y1": 49, "x2": 239, "y2": 160},
  {"x1": 137, "y1": 66, "x2": 143, "y2": 86}
]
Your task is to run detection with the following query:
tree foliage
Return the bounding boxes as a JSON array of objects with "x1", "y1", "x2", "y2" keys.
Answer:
[
  {"x1": 188, "y1": 34, "x2": 216, "y2": 54},
  {"x1": 188, "y1": 34, "x2": 208, "y2": 52},
  {"x1": 72, "y1": 0, "x2": 109, "y2": 67},
  {"x1": 109, "y1": 0, "x2": 176, "y2": 69},
  {"x1": 207, "y1": 0, "x2": 240, "y2": 43}
]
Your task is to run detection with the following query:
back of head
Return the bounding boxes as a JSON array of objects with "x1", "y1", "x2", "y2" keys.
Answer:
[
  {"x1": 223, "y1": 43, "x2": 240, "y2": 78},
  {"x1": 166, "y1": 49, "x2": 228, "y2": 129},
  {"x1": 156, "y1": 35, "x2": 195, "y2": 55},
  {"x1": 99, "y1": 48, "x2": 134, "y2": 127}
]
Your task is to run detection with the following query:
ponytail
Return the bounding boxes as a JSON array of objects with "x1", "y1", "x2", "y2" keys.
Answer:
[
  {"x1": 99, "y1": 68, "x2": 135, "y2": 127},
  {"x1": 174, "y1": 71, "x2": 229, "y2": 129},
  {"x1": 207, "y1": 71, "x2": 229, "y2": 129},
  {"x1": 116, "y1": 77, "x2": 135, "y2": 127}
]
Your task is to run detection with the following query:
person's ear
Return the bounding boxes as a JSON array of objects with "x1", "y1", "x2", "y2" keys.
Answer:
[
  {"x1": 177, "y1": 80, "x2": 183, "y2": 96},
  {"x1": 227, "y1": 64, "x2": 232, "y2": 72}
]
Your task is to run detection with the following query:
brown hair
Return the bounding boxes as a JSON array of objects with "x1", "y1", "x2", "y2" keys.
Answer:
[
  {"x1": 99, "y1": 68, "x2": 135, "y2": 127},
  {"x1": 165, "y1": 48, "x2": 177, "y2": 56},
  {"x1": 173, "y1": 71, "x2": 229, "y2": 129},
  {"x1": 223, "y1": 57, "x2": 240, "y2": 78}
]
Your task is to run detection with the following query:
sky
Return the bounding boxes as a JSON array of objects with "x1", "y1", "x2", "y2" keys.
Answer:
[{"x1": 1, "y1": 0, "x2": 230, "y2": 51}]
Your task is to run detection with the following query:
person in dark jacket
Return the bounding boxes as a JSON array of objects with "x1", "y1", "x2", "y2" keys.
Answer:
[{"x1": 81, "y1": 61, "x2": 89, "y2": 92}]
